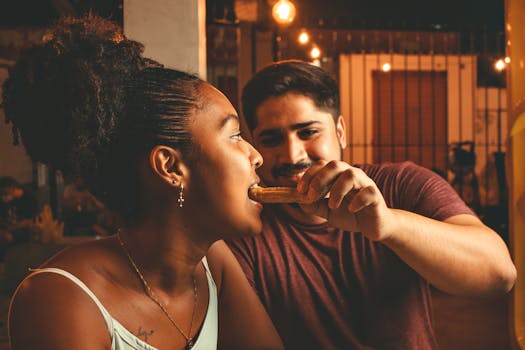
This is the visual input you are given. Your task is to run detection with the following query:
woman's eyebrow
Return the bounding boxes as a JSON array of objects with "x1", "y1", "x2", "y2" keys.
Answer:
[{"x1": 220, "y1": 114, "x2": 240, "y2": 128}]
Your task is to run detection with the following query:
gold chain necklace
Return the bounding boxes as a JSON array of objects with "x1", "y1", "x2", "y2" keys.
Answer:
[{"x1": 116, "y1": 231, "x2": 198, "y2": 350}]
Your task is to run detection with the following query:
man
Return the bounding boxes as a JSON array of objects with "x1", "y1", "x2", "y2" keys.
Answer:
[{"x1": 227, "y1": 60, "x2": 516, "y2": 349}]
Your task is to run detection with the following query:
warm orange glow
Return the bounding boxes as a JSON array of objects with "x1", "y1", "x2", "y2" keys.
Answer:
[
  {"x1": 382, "y1": 62, "x2": 392, "y2": 72},
  {"x1": 505, "y1": 56, "x2": 511, "y2": 64},
  {"x1": 494, "y1": 58, "x2": 506, "y2": 72},
  {"x1": 272, "y1": 0, "x2": 296, "y2": 25},
  {"x1": 310, "y1": 46, "x2": 321, "y2": 59},
  {"x1": 298, "y1": 31, "x2": 309, "y2": 45}
]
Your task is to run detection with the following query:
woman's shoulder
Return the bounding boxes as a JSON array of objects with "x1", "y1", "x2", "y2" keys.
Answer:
[
  {"x1": 13, "y1": 236, "x2": 121, "y2": 312},
  {"x1": 203, "y1": 240, "x2": 242, "y2": 292},
  {"x1": 9, "y1": 262, "x2": 112, "y2": 348},
  {"x1": 9, "y1": 236, "x2": 122, "y2": 348},
  {"x1": 40, "y1": 235, "x2": 118, "y2": 273}
]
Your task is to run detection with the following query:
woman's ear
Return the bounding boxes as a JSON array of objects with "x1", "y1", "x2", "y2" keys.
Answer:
[{"x1": 149, "y1": 145, "x2": 187, "y2": 187}]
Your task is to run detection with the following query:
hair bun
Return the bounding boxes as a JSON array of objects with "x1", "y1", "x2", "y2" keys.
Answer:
[{"x1": 2, "y1": 15, "x2": 146, "y2": 180}]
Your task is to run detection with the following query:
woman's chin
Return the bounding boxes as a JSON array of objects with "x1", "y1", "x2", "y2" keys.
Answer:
[{"x1": 235, "y1": 221, "x2": 263, "y2": 239}]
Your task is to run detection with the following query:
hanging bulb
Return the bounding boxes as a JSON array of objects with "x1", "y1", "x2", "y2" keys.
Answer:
[
  {"x1": 298, "y1": 30, "x2": 309, "y2": 45},
  {"x1": 272, "y1": 0, "x2": 296, "y2": 25},
  {"x1": 310, "y1": 46, "x2": 321, "y2": 59}
]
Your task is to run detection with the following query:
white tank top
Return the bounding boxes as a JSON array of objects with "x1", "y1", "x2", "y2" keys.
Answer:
[{"x1": 22, "y1": 257, "x2": 218, "y2": 350}]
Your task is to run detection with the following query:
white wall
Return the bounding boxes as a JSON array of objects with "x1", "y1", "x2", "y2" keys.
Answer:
[
  {"x1": 124, "y1": 0, "x2": 207, "y2": 78},
  {"x1": 339, "y1": 53, "x2": 478, "y2": 165}
]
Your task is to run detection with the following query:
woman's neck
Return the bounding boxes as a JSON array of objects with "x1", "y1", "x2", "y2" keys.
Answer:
[{"x1": 117, "y1": 222, "x2": 208, "y2": 294}]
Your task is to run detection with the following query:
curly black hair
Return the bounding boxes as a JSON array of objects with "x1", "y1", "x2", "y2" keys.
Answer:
[
  {"x1": 3, "y1": 15, "x2": 143, "y2": 171},
  {"x1": 2, "y1": 15, "x2": 204, "y2": 221}
]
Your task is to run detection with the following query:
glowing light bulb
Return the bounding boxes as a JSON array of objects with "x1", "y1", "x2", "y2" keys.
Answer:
[
  {"x1": 310, "y1": 46, "x2": 321, "y2": 59},
  {"x1": 298, "y1": 31, "x2": 309, "y2": 45},
  {"x1": 504, "y1": 57, "x2": 511, "y2": 64},
  {"x1": 382, "y1": 62, "x2": 392, "y2": 72},
  {"x1": 272, "y1": 0, "x2": 296, "y2": 25},
  {"x1": 494, "y1": 59, "x2": 506, "y2": 72}
]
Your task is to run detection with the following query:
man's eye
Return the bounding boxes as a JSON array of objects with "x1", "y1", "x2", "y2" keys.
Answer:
[
  {"x1": 259, "y1": 136, "x2": 282, "y2": 147},
  {"x1": 298, "y1": 129, "x2": 319, "y2": 139}
]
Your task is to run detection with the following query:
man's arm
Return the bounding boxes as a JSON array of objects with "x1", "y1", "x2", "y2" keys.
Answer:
[
  {"x1": 381, "y1": 210, "x2": 515, "y2": 296},
  {"x1": 298, "y1": 160, "x2": 516, "y2": 297}
]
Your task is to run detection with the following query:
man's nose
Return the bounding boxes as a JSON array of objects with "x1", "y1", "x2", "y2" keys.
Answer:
[{"x1": 279, "y1": 136, "x2": 307, "y2": 164}]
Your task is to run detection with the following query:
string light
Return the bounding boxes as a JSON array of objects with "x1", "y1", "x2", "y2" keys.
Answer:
[
  {"x1": 310, "y1": 46, "x2": 321, "y2": 59},
  {"x1": 494, "y1": 58, "x2": 505, "y2": 72},
  {"x1": 298, "y1": 30, "x2": 309, "y2": 45},
  {"x1": 382, "y1": 62, "x2": 392, "y2": 72},
  {"x1": 494, "y1": 58, "x2": 506, "y2": 72},
  {"x1": 272, "y1": 0, "x2": 296, "y2": 25}
]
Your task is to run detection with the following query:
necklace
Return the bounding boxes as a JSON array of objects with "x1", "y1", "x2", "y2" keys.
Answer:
[{"x1": 116, "y1": 231, "x2": 198, "y2": 350}]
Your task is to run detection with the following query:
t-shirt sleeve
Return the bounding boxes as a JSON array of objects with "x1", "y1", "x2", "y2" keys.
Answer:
[
  {"x1": 390, "y1": 162, "x2": 475, "y2": 221},
  {"x1": 225, "y1": 238, "x2": 257, "y2": 288}
]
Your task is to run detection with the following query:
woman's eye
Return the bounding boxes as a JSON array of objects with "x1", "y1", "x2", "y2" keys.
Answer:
[{"x1": 231, "y1": 132, "x2": 243, "y2": 141}]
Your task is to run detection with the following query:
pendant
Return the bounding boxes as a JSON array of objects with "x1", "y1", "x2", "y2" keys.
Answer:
[{"x1": 185, "y1": 339, "x2": 194, "y2": 350}]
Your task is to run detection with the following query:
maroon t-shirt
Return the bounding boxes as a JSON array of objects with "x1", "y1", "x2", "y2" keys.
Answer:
[{"x1": 228, "y1": 162, "x2": 474, "y2": 350}]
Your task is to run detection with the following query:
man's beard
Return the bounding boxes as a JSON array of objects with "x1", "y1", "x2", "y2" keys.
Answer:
[{"x1": 269, "y1": 144, "x2": 344, "y2": 180}]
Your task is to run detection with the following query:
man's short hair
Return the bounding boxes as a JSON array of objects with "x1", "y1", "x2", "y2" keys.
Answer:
[{"x1": 241, "y1": 60, "x2": 340, "y2": 131}]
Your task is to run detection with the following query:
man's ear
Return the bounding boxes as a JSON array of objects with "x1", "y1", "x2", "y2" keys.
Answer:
[
  {"x1": 336, "y1": 115, "x2": 347, "y2": 149},
  {"x1": 149, "y1": 145, "x2": 187, "y2": 187}
]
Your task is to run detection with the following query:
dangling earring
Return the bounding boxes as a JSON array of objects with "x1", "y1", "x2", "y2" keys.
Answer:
[{"x1": 178, "y1": 184, "x2": 184, "y2": 208}]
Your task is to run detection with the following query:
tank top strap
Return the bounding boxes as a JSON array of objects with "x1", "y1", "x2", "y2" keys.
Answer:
[
  {"x1": 201, "y1": 256, "x2": 211, "y2": 276},
  {"x1": 201, "y1": 256, "x2": 217, "y2": 290},
  {"x1": 26, "y1": 268, "x2": 115, "y2": 336}
]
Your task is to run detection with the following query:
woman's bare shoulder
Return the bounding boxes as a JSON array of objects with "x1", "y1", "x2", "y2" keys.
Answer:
[
  {"x1": 203, "y1": 240, "x2": 236, "y2": 291},
  {"x1": 38, "y1": 236, "x2": 123, "y2": 283},
  {"x1": 9, "y1": 265, "x2": 111, "y2": 349}
]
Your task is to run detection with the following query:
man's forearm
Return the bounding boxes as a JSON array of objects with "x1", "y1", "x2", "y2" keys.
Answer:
[{"x1": 381, "y1": 210, "x2": 516, "y2": 296}]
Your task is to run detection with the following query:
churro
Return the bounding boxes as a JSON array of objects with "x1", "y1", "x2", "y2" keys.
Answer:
[{"x1": 248, "y1": 186, "x2": 313, "y2": 204}]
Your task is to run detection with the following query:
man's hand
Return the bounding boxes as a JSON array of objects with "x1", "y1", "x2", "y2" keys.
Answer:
[{"x1": 297, "y1": 160, "x2": 397, "y2": 241}]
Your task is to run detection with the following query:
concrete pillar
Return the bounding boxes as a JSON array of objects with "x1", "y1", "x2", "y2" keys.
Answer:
[{"x1": 123, "y1": 0, "x2": 207, "y2": 79}]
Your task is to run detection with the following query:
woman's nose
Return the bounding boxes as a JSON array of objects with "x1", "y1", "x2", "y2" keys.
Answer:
[{"x1": 250, "y1": 144, "x2": 263, "y2": 169}]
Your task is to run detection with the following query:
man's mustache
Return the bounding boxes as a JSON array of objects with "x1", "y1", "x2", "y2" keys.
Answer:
[{"x1": 271, "y1": 162, "x2": 312, "y2": 179}]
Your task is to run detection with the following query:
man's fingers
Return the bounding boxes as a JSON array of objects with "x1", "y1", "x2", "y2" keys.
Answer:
[
  {"x1": 300, "y1": 199, "x2": 330, "y2": 219},
  {"x1": 347, "y1": 186, "x2": 379, "y2": 212},
  {"x1": 327, "y1": 168, "x2": 362, "y2": 209},
  {"x1": 297, "y1": 160, "x2": 328, "y2": 194},
  {"x1": 300, "y1": 161, "x2": 351, "y2": 201}
]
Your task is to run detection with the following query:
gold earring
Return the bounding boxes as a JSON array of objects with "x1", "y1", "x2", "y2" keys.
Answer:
[{"x1": 178, "y1": 184, "x2": 184, "y2": 208}]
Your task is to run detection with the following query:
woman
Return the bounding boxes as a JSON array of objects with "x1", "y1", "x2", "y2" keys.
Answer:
[{"x1": 2, "y1": 16, "x2": 283, "y2": 350}]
